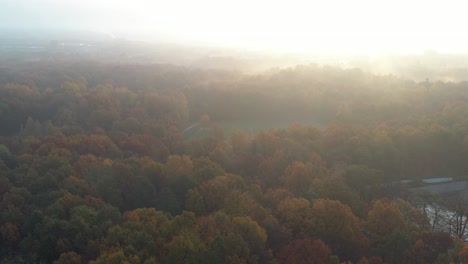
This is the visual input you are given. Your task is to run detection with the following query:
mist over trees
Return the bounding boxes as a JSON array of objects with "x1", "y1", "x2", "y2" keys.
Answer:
[{"x1": 0, "y1": 59, "x2": 467, "y2": 263}]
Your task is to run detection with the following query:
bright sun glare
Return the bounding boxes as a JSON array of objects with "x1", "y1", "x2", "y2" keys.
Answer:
[{"x1": 8, "y1": 0, "x2": 468, "y2": 54}]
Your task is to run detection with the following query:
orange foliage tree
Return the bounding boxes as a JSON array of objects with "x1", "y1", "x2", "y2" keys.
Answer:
[{"x1": 278, "y1": 238, "x2": 331, "y2": 264}]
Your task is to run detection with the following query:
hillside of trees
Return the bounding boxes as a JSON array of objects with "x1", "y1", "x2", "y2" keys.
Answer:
[{"x1": 0, "y1": 61, "x2": 468, "y2": 263}]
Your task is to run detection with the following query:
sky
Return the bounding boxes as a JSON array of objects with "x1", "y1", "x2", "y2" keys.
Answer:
[{"x1": 1, "y1": 0, "x2": 468, "y2": 54}]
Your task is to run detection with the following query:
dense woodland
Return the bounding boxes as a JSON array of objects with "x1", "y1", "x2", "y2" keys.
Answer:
[{"x1": 0, "y1": 61, "x2": 468, "y2": 263}]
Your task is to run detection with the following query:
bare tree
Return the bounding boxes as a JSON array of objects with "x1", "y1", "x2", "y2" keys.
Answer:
[{"x1": 444, "y1": 192, "x2": 468, "y2": 241}]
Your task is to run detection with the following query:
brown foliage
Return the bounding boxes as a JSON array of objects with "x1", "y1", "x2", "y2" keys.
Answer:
[{"x1": 278, "y1": 238, "x2": 331, "y2": 264}]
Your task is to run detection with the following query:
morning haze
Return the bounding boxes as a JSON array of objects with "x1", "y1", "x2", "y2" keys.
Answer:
[
  {"x1": 2, "y1": 0, "x2": 468, "y2": 82},
  {"x1": 2, "y1": 1, "x2": 468, "y2": 264},
  {"x1": 2, "y1": 0, "x2": 468, "y2": 53}
]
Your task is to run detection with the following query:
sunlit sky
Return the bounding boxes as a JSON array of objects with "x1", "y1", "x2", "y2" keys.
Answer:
[{"x1": 2, "y1": 0, "x2": 468, "y2": 54}]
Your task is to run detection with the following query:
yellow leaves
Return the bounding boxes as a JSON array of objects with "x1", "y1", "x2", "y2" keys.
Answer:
[
  {"x1": 123, "y1": 210, "x2": 141, "y2": 223},
  {"x1": 393, "y1": 198, "x2": 430, "y2": 234},
  {"x1": 186, "y1": 174, "x2": 245, "y2": 215},
  {"x1": 166, "y1": 233, "x2": 205, "y2": 262},
  {"x1": 90, "y1": 248, "x2": 140, "y2": 264},
  {"x1": 122, "y1": 208, "x2": 168, "y2": 225},
  {"x1": 103, "y1": 158, "x2": 113, "y2": 167},
  {"x1": 48, "y1": 147, "x2": 73, "y2": 163},
  {"x1": 274, "y1": 199, "x2": 369, "y2": 259},
  {"x1": 194, "y1": 214, "x2": 225, "y2": 243},
  {"x1": 195, "y1": 212, "x2": 268, "y2": 261},
  {"x1": 68, "y1": 134, "x2": 120, "y2": 158},
  {"x1": 232, "y1": 216, "x2": 268, "y2": 247},
  {"x1": 310, "y1": 199, "x2": 362, "y2": 240},
  {"x1": 366, "y1": 199, "x2": 406, "y2": 239},
  {"x1": 73, "y1": 154, "x2": 99, "y2": 177},
  {"x1": 282, "y1": 159, "x2": 327, "y2": 193},
  {"x1": 57, "y1": 193, "x2": 84, "y2": 212},
  {"x1": 277, "y1": 197, "x2": 312, "y2": 235},
  {"x1": 165, "y1": 155, "x2": 193, "y2": 179}
]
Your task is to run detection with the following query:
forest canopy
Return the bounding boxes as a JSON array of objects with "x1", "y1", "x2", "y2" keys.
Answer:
[{"x1": 0, "y1": 60, "x2": 467, "y2": 264}]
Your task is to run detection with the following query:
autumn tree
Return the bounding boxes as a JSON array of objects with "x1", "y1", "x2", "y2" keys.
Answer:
[
  {"x1": 101, "y1": 208, "x2": 169, "y2": 261},
  {"x1": 366, "y1": 199, "x2": 411, "y2": 263},
  {"x1": 282, "y1": 159, "x2": 326, "y2": 194},
  {"x1": 309, "y1": 176, "x2": 362, "y2": 215},
  {"x1": 186, "y1": 174, "x2": 245, "y2": 215},
  {"x1": 309, "y1": 199, "x2": 367, "y2": 261},
  {"x1": 278, "y1": 238, "x2": 331, "y2": 264},
  {"x1": 276, "y1": 197, "x2": 313, "y2": 236},
  {"x1": 53, "y1": 252, "x2": 82, "y2": 264}
]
